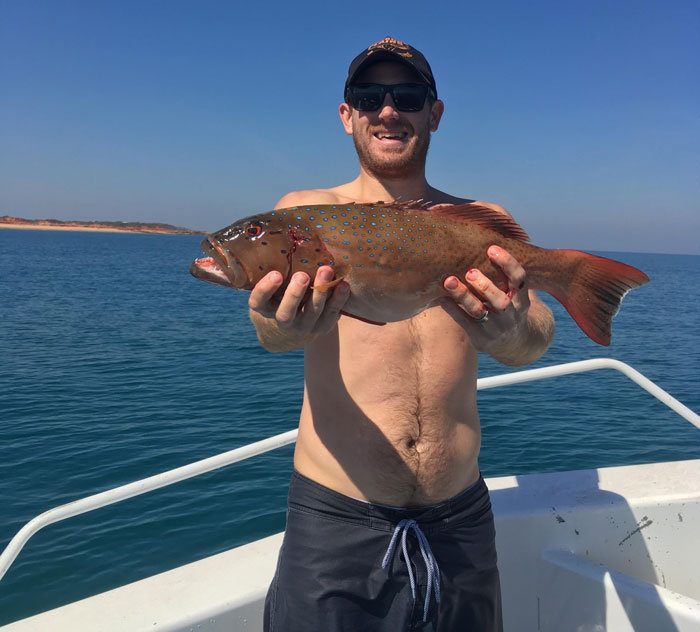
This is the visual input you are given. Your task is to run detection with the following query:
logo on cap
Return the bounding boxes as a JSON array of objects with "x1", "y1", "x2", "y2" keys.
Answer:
[{"x1": 367, "y1": 37, "x2": 412, "y2": 59}]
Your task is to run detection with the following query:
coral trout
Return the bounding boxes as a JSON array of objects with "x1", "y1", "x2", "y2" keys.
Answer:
[{"x1": 190, "y1": 202, "x2": 649, "y2": 345}]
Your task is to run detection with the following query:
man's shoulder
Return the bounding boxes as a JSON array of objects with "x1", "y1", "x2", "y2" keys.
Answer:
[{"x1": 274, "y1": 187, "x2": 356, "y2": 210}]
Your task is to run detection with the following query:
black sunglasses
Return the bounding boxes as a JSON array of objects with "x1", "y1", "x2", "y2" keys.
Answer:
[{"x1": 345, "y1": 83, "x2": 435, "y2": 112}]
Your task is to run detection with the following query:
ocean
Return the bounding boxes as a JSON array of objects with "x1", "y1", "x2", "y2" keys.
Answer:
[{"x1": 1, "y1": 229, "x2": 699, "y2": 624}]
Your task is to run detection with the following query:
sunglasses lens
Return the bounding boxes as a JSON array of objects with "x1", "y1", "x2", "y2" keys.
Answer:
[
  {"x1": 392, "y1": 85, "x2": 427, "y2": 112},
  {"x1": 349, "y1": 84, "x2": 429, "y2": 112},
  {"x1": 349, "y1": 85, "x2": 385, "y2": 111}
]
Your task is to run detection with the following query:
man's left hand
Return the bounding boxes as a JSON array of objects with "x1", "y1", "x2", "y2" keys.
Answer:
[{"x1": 439, "y1": 245, "x2": 530, "y2": 355}]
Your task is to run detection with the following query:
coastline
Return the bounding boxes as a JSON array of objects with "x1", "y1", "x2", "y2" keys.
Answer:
[{"x1": 0, "y1": 220, "x2": 206, "y2": 235}]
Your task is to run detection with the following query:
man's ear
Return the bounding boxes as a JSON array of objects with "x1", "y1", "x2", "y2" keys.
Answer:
[
  {"x1": 339, "y1": 102, "x2": 354, "y2": 136},
  {"x1": 430, "y1": 100, "x2": 444, "y2": 132}
]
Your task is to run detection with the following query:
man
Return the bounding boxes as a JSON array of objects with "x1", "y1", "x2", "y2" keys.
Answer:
[{"x1": 251, "y1": 37, "x2": 555, "y2": 631}]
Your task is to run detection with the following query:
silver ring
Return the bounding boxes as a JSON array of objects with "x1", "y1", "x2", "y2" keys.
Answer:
[{"x1": 474, "y1": 310, "x2": 489, "y2": 324}]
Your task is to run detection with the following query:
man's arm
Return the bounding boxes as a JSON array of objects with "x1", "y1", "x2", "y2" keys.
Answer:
[
  {"x1": 248, "y1": 191, "x2": 350, "y2": 353},
  {"x1": 439, "y1": 203, "x2": 555, "y2": 367}
]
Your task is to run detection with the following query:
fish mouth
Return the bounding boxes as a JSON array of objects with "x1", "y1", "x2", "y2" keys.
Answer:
[
  {"x1": 190, "y1": 238, "x2": 249, "y2": 288},
  {"x1": 189, "y1": 257, "x2": 235, "y2": 287}
]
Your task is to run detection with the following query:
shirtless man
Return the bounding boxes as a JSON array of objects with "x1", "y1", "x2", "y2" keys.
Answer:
[{"x1": 251, "y1": 37, "x2": 555, "y2": 632}]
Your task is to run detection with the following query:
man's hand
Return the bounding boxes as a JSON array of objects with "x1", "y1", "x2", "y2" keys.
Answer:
[
  {"x1": 440, "y1": 245, "x2": 551, "y2": 365},
  {"x1": 248, "y1": 266, "x2": 350, "y2": 350}
]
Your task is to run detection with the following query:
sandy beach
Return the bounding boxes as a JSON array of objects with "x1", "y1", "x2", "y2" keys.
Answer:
[{"x1": 0, "y1": 221, "x2": 205, "y2": 235}]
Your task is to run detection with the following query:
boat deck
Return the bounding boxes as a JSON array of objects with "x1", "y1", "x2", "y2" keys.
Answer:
[
  {"x1": 3, "y1": 360, "x2": 699, "y2": 631},
  {"x1": 4, "y1": 459, "x2": 699, "y2": 631}
]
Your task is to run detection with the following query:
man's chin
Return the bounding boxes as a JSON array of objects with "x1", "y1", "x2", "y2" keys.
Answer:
[
  {"x1": 353, "y1": 131, "x2": 430, "y2": 179},
  {"x1": 358, "y1": 148, "x2": 430, "y2": 179}
]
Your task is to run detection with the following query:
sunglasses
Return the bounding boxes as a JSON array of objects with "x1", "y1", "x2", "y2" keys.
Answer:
[{"x1": 346, "y1": 83, "x2": 435, "y2": 112}]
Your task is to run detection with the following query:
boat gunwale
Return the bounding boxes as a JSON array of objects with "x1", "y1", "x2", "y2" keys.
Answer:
[{"x1": 1, "y1": 358, "x2": 698, "y2": 583}]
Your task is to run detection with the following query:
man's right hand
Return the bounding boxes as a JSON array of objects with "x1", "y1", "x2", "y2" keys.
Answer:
[{"x1": 248, "y1": 266, "x2": 350, "y2": 349}]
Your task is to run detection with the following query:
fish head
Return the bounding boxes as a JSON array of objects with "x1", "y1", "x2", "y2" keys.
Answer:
[{"x1": 190, "y1": 213, "x2": 291, "y2": 290}]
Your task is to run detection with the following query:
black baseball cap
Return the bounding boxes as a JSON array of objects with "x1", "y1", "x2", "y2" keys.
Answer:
[{"x1": 344, "y1": 37, "x2": 437, "y2": 100}]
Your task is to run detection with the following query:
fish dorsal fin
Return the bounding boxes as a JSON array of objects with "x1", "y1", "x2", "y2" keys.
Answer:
[
  {"x1": 378, "y1": 199, "x2": 433, "y2": 211},
  {"x1": 377, "y1": 201, "x2": 531, "y2": 242}
]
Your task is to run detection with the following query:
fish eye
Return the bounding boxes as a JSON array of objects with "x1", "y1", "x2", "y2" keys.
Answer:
[{"x1": 246, "y1": 223, "x2": 262, "y2": 237}]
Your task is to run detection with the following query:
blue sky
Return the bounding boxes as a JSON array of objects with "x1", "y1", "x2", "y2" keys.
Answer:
[{"x1": 1, "y1": 0, "x2": 698, "y2": 253}]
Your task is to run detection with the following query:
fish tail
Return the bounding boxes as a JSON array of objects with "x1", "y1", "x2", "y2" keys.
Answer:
[{"x1": 536, "y1": 250, "x2": 649, "y2": 346}]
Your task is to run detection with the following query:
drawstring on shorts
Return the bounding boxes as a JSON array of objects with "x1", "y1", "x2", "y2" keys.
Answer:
[{"x1": 381, "y1": 518, "x2": 441, "y2": 622}]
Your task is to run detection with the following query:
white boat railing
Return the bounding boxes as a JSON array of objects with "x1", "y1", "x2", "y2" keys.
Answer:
[{"x1": 1, "y1": 358, "x2": 698, "y2": 582}]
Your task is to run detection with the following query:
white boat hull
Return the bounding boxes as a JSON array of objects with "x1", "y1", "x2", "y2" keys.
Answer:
[{"x1": 4, "y1": 459, "x2": 699, "y2": 631}]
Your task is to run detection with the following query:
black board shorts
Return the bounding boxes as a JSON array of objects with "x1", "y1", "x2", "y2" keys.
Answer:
[{"x1": 264, "y1": 471, "x2": 503, "y2": 632}]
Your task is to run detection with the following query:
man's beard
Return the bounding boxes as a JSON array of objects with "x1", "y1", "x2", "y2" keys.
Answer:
[{"x1": 352, "y1": 121, "x2": 432, "y2": 180}]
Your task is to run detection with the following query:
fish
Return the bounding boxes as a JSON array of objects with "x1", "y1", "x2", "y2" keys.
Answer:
[{"x1": 189, "y1": 201, "x2": 649, "y2": 345}]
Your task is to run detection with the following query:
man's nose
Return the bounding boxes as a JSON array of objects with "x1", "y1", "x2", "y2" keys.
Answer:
[{"x1": 377, "y1": 93, "x2": 400, "y2": 121}]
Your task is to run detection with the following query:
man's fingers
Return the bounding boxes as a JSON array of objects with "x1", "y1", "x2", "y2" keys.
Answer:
[
  {"x1": 248, "y1": 271, "x2": 284, "y2": 315},
  {"x1": 299, "y1": 267, "x2": 336, "y2": 331},
  {"x1": 487, "y1": 245, "x2": 527, "y2": 294},
  {"x1": 443, "y1": 276, "x2": 487, "y2": 319},
  {"x1": 249, "y1": 266, "x2": 348, "y2": 337},
  {"x1": 275, "y1": 272, "x2": 310, "y2": 328},
  {"x1": 313, "y1": 281, "x2": 350, "y2": 335},
  {"x1": 464, "y1": 268, "x2": 511, "y2": 312}
]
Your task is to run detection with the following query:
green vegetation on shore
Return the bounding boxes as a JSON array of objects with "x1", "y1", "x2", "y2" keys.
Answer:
[{"x1": 0, "y1": 216, "x2": 206, "y2": 234}]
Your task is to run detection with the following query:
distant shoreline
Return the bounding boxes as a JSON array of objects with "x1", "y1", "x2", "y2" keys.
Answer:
[{"x1": 0, "y1": 216, "x2": 206, "y2": 235}]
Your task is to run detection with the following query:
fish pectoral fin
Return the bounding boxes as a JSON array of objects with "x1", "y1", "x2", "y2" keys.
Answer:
[
  {"x1": 310, "y1": 276, "x2": 346, "y2": 293},
  {"x1": 340, "y1": 310, "x2": 387, "y2": 326}
]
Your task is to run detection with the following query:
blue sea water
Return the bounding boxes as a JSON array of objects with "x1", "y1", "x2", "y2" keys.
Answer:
[{"x1": 0, "y1": 228, "x2": 699, "y2": 624}]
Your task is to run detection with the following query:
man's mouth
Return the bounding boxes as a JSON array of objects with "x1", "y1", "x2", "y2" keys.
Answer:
[{"x1": 374, "y1": 131, "x2": 408, "y2": 142}]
